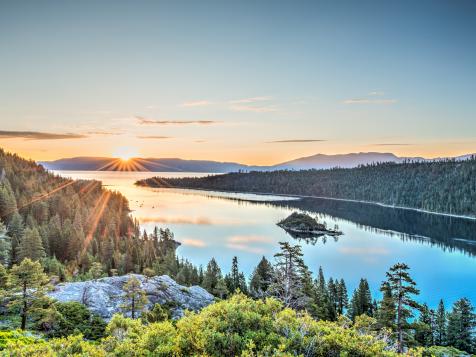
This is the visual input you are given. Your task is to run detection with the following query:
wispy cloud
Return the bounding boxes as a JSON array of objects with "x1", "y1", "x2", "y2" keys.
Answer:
[
  {"x1": 338, "y1": 247, "x2": 390, "y2": 256},
  {"x1": 181, "y1": 100, "x2": 212, "y2": 107},
  {"x1": 343, "y1": 98, "x2": 397, "y2": 105},
  {"x1": 226, "y1": 243, "x2": 267, "y2": 254},
  {"x1": 229, "y1": 96, "x2": 277, "y2": 113},
  {"x1": 225, "y1": 235, "x2": 271, "y2": 254},
  {"x1": 228, "y1": 235, "x2": 272, "y2": 244},
  {"x1": 136, "y1": 116, "x2": 219, "y2": 125},
  {"x1": 266, "y1": 139, "x2": 327, "y2": 143},
  {"x1": 87, "y1": 131, "x2": 122, "y2": 136},
  {"x1": 0, "y1": 130, "x2": 87, "y2": 140},
  {"x1": 229, "y1": 96, "x2": 273, "y2": 104},
  {"x1": 343, "y1": 91, "x2": 396, "y2": 105},
  {"x1": 183, "y1": 238, "x2": 207, "y2": 248},
  {"x1": 137, "y1": 135, "x2": 173, "y2": 140}
]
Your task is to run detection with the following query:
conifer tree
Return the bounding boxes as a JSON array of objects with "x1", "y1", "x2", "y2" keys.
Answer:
[
  {"x1": 415, "y1": 303, "x2": 434, "y2": 347},
  {"x1": 435, "y1": 299, "x2": 447, "y2": 346},
  {"x1": 313, "y1": 266, "x2": 331, "y2": 320},
  {"x1": 249, "y1": 256, "x2": 273, "y2": 298},
  {"x1": 8, "y1": 258, "x2": 49, "y2": 330},
  {"x1": 377, "y1": 281, "x2": 396, "y2": 330},
  {"x1": 348, "y1": 278, "x2": 373, "y2": 320},
  {"x1": 202, "y1": 258, "x2": 227, "y2": 297},
  {"x1": 0, "y1": 178, "x2": 17, "y2": 223},
  {"x1": 447, "y1": 298, "x2": 475, "y2": 354},
  {"x1": 270, "y1": 242, "x2": 310, "y2": 310},
  {"x1": 0, "y1": 221, "x2": 11, "y2": 267},
  {"x1": 384, "y1": 263, "x2": 421, "y2": 353},
  {"x1": 16, "y1": 227, "x2": 45, "y2": 262},
  {"x1": 7, "y1": 211, "x2": 23, "y2": 263},
  {"x1": 336, "y1": 278, "x2": 348, "y2": 315},
  {"x1": 121, "y1": 276, "x2": 148, "y2": 319}
]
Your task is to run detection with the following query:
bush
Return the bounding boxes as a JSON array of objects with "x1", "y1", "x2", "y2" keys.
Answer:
[
  {"x1": 46, "y1": 302, "x2": 106, "y2": 340},
  {"x1": 2, "y1": 294, "x2": 408, "y2": 356}
]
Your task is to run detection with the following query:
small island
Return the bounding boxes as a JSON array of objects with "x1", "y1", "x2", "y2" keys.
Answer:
[{"x1": 277, "y1": 212, "x2": 343, "y2": 238}]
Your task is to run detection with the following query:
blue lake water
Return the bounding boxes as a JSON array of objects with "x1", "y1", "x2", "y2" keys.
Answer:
[{"x1": 56, "y1": 170, "x2": 476, "y2": 308}]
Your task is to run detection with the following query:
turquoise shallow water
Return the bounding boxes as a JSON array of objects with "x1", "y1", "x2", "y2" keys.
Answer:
[{"x1": 56, "y1": 170, "x2": 476, "y2": 308}]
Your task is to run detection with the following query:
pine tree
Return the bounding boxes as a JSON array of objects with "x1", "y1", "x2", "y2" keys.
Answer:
[
  {"x1": 377, "y1": 281, "x2": 396, "y2": 330},
  {"x1": 202, "y1": 258, "x2": 227, "y2": 297},
  {"x1": 121, "y1": 276, "x2": 149, "y2": 319},
  {"x1": 7, "y1": 211, "x2": 23, "y2": 263},
  {"x1": 16, "y1": 227, "x2": 45, "y2": 262},
  {"x1": 249, "y1": 256, "x2": 274, "y2": 298},
  {"x1": 314, "y1": 266, "x2": 331, "y2": 320},
  {"x1": 225, "y1": 256, "x2": 241, "y2": 293},
  {"x1": 336, "y1": 278, "x2": 348, "y2": 315},
  {"x1": 0, "y1": 179, "x2": 17, "y2": 223},
  {"x1": 8, "y1": 258, "x2": 49, "y2": 330},
  {"x1": 328, "y1": 277, "x2": 338, "y2": 320},
  {"x1": 384, "y1": 263, "x2": 421, "y2": 353},
  {"x1": 434, "y1": 299, "x2": 447, "y2": 346},
  {"x1": 447, "y1": 298, "x2": 475, "y2": 354},
  {"x1": 89, "y1": 262, "x2": 104, "y2": 279},
  {"x1": 0, "y1": 221, "x2": 12, "y2": 266},
  {"x1": 415, "y1": 303, "x2": 434, "y2": 347},
  {"x1": 348, "y1": 278, "x2": 373, "y2": 320},
  {"x1": 269, "y1": 242, "x2": 310, "y2": 310}
]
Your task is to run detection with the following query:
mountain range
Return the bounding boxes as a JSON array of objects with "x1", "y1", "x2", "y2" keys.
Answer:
[{"x1": 40, "y1": 152, "x2": 475, "y2": 173}]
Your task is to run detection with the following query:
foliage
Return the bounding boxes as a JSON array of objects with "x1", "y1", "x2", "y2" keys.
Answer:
[
  {"x1": 43, "y1": 302, "x2": 106, "y2": 340},
  {"x1": 121, "y1": 275, "x2": 149, "y2": 319},
  {"x1": 7, "y1": 258, "x2": 49, "y2": 330}
]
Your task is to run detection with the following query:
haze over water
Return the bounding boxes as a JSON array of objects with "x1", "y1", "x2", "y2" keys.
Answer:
[{"x1": 56, "y1": 170, "x2": 476, "y2": 308}]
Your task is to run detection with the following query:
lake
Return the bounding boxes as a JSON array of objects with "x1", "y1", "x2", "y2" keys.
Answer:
[{"x1": 55, "y1": 170, "x2": 476, "y2": 308}]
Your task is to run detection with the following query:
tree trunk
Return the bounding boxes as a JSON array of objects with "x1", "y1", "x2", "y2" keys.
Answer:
[
  {"x1": 131, "y1": 296, "x2": 135, "y2": 319},
  {"x1": 397, "y1": 273, "x2": 403, "y2": 353},
  {"x1": 21, "y1": 281, "x2": 27, "y2": 330}
]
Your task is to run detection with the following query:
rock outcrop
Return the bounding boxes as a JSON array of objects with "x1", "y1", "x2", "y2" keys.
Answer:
[{"x1": 48, "y1": 274, "x2": 214, "y2": 320}]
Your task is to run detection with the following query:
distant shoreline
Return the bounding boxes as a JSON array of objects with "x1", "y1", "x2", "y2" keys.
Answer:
[{"x1": 137, "y1": 183, "x2": 476, "y2": 221}]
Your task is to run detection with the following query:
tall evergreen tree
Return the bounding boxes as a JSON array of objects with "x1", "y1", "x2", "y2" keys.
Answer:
[
  {"x1": 336, "y1": 278, "x2": 348, "y2": 315},
  {"x1": 384, "y1": 263, "x2": 421, "y2": 353},
  {"x1": 377, "y1": 281, "x2": 396, "y2": 331},
  {"x1": 415, "y1": 303, "x2": 434, "y2": 347},
  {"x1": 249, "y1": 256, "x2": 274, "y2": 298},
  {"x1": 202, "y1": 258, "x2": 227, "y2": 297},
  {"x1": 16, "y1": 227, "x2": 45, "y2": 262},
  {"x1": 313, "y1": 266, "x2": 331, "y2": 320},
  {"x1": 0, "y1": 178, "x2": 17, "y2": 223},
  {"x1": 121, "y1": 276, "x2": 148, "y2": 319},
  {"x1": 348, "y1": 278, "x2": 373, "y2": 320},
  {"x1": 8, "y1": 258, "x2": 49, "y2": 330},
  {"x1": 447, "y1": 298, "x2": 475, "y2": 354},
  {"x1": 435, "y1": 299, "x2": 447, "y2": 346},
  {"x1": 270, "y1": 242, "x2": 310, "y2": 309},
  {"x1": 0, "y1": 221, "x2": 12, "y2": 267},
  {"x1": 7, "y1": 211, "x2": 23, "y2": 264}
]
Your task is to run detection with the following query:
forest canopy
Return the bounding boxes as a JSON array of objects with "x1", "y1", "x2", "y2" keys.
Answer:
[{"x1": 137, "y1": 158, "x2": 476, "y2": 217}]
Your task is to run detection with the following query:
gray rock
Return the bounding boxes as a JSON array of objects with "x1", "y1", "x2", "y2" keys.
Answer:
[{"x1": 48, "y1": 274, "x2": 214, "y2": 320}]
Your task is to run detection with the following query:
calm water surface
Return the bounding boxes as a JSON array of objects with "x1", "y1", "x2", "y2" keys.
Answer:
[{"x1": 55, "y1": 170, "x2": 476, "y2": 307}]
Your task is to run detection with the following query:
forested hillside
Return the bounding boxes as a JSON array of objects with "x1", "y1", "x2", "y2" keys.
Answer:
[
  {"x1": 0, "y1": 149, "x2": 176, "y2": 278},
  {"x1": 137, "y1": 158, "x2": 476, "y2": 217}
]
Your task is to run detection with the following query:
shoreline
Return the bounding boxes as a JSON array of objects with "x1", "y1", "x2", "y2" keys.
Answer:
[{"x1": 136, "y1": 183, "x2": 476, "y2": 221}]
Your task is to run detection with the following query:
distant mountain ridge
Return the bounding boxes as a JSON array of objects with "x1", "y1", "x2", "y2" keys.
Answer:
[{"x1": 40, "y1": 152, "x2": 475, "y2": 173}]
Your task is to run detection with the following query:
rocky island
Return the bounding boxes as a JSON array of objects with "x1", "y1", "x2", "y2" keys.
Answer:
[{"x1": 277, "y1": 212, "x2": 343, "y2": 238}]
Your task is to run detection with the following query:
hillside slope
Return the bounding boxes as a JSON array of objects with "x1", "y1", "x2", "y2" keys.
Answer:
[{"x1": 137, "y1": 158, "x2": 476, "y2": 217}]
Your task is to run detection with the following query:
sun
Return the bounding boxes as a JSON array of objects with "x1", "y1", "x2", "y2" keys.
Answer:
[{"x1": 113, "y1": 146, "x2": 139, "y2": 161}]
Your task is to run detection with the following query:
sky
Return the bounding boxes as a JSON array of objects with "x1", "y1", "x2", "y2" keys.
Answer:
[{"x1": 0, "y1": 0, "x2": 475, "y2": 165}]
